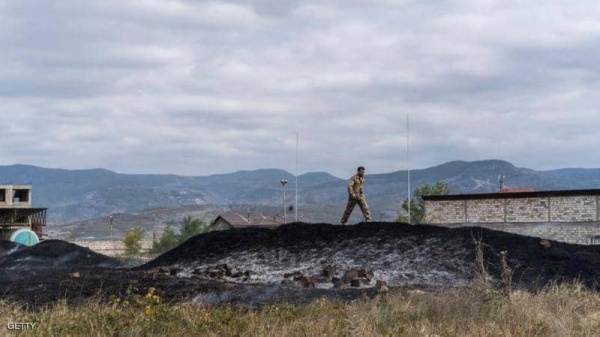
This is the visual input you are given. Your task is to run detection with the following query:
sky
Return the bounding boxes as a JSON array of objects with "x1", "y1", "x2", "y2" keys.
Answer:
[{"x1": 1, "y1": 0, "x2": 599, "y2": 178}]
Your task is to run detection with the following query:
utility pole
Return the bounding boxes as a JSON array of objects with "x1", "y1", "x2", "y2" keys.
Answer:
[
  {"x1": 295, "y1": 131, "x2": 298, "y2": 222},
  {"x1": 109, "y1": 215, "x2": 114, "y2": 241},
  {"x1": 407, "y1": 113, "x2": 411, "y2": 225},
  {"x1": 281, "y1": 179, "x2": 288, "y2": 224}
]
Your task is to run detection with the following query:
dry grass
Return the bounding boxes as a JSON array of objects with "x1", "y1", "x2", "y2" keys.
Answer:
[{"x1": 2, "y1": 283, "x2": 600, "y2": 336}]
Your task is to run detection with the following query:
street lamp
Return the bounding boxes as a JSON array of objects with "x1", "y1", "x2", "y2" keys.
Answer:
[{"x1": 280, "y1": 179, "x2": 288, "y2": 224}]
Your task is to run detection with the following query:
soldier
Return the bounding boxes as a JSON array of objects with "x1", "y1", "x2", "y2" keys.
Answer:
[{"x1": 340, "y1": 166, "x2": 372, "y2": 224}]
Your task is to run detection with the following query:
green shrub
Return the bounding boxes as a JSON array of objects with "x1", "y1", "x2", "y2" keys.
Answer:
[
  {"x1": 123, "y1": 228, "x2": 144, "y2": 255},
  {"x1": 178, "y1": 216, "x2": 210, "y2": 244},
  {"x1": 151, "y1": 226, "x2": 178, "y2": 254}
]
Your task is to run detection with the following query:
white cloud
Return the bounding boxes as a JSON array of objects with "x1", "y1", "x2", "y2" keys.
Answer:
[{"x1": 0, "y1": 0, "x2": 599, "y2": 176}]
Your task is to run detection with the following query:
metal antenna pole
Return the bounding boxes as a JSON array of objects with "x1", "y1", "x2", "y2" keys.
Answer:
[
  {"x1": 109, "y1": 215, "x2": 114, "y2": 241},
  {"x1": 407, "y1": 113, "x2": 411, "y2": 225},
  {"x1": 281, "y1": 179, "x2": 288, "y2": 224},
  {"x1": 295, "y1": 131, "x2": 298, "y2": 222}
]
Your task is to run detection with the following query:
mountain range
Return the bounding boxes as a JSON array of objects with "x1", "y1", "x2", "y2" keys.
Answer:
[{"x1": 2, "y1": 160, "x2": 600, "y2": 233}]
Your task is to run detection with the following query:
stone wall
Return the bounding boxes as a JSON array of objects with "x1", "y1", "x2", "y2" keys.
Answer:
[
  {"x1": 424, "y1": 192, "x2": 600, "y2": 245},
  {"x1": 424, "y1": 195, "x2": 600, "y2": 224},
  {"x1": 550, "y1": 196, "x2": 597, "y2": 222},
  {"x1": 72, "y1": 240, "x2": 154, "y2": 256},
  {"x1": 424, "y1": 200, "x2": 465, "y2": 223},
  {"x1": 466, "y1": 198, "x2": 503, "y2": 223},
  {"x1": 442, "y1": 222, "x2": 600, "y2": 245}
]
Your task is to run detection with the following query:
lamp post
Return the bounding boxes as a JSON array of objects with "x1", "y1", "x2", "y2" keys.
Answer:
[
  {"x1": 109, "y1": 215, "x2": 114, "y2": 241},
  {"x1": 280, "y1": 179, "x2": 288, "y2": 224}
]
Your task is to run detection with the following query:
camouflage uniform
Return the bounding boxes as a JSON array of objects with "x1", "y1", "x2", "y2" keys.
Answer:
[{"x1": 340, "y1": 174, "x2": 372, "y2": 224}]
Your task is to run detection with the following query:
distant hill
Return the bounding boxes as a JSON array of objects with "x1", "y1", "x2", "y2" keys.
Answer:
[{"x1": 2, "y1": 160, "x2": 600, "y2": 230}]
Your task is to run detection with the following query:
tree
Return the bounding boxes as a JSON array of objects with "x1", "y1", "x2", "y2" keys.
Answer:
[
  {"x1": 151, "y1": 226, "x2": 179, "y2": 254},
  {"x1": 123, "y1": 227, "x2": 144, "y2": 255},
  {"x1": 178, "y1": 216, "x2": 210, "y2": 244},
  {"x1": 397, "y1": 181, "x2": 451, "y2": 224},
  {"x1": 149, "y1": 217, "x2": 211, "y2": 255}
]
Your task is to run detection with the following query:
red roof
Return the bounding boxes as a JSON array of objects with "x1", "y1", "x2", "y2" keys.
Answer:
[{"x1": 212, "y1": 214, "x2": 287, "y2": 229}]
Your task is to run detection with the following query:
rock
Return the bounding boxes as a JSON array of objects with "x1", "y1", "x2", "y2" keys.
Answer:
[
  {"x1": 375, "y1": 280, "x2": 388, "y2": 293},
  {"x1": 310, "y1": 275, "x2": 329, "y2": 284},
  {"x1": 281, "y1": 279, "x2": 294, "y2": 286},
  {"x1": 323, "y1": 265, "x2": 336, "y2": 278},
  {"x1": 343, "y1": 269, "x2": 359, "y2": 284},
  {"x1": 216, "y1": 264, "x2": 232, "y2": 276},
  {"x1": 208, "y1": 269, "x2": 225, "y2": 279},
  {"x1": 540, "y1": 239, "x2": 551, "y2": 249},
  {"x1": 296, "y1": 276, "x2": 316, "y2": 288},
  {"x1": 71, "y1": 271, "x2": 80, "y2": 279},
  {"x1": 356, "y1": 268, "x2": 375, "y2": 282},
  {"x1": 350, "y1": 279, "x2": 363, "y2": 287},
  {"x1": 333, "y1": 279, "x2": 346, "y2": 289},
  {"x1": 284, "y1": 271, "x2": 303, "y2": 279}
]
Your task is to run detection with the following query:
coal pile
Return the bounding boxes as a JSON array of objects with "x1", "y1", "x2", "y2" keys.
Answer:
[
  {"x1": 0, "y1": 240, "x2": 122, "y2": 269},
  {"x1": 142, "y1": 222, "x2": 600, "y2": 290}
]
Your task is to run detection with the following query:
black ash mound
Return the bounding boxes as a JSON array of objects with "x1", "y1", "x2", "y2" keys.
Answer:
[
  {"x1": 141, "y1": 222, "x2": 600, "y2": 289},
  {"x1": 0, "y1": 240, "x2": 24, "y2": 257},
  {"x1": 0, "y1": 240, "x2": 122, "y2": 269}
]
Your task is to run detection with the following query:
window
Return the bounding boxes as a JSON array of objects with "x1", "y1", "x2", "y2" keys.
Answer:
[{"x1": 13, "y1": 189, "x2": 30, "y2": 203}]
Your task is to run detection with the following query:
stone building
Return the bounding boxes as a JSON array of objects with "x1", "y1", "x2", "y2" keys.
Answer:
[{"x1": 423, "y1": 189, "x2": 600, "y2": 245}]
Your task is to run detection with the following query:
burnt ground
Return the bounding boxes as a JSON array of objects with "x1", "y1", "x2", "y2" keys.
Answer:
[
  {"x1": 1, "y1": 222, "x2": 600, "y2": 309},
  {"x1": 0, "y1": 240, "x2": 122, "y2": 269}
]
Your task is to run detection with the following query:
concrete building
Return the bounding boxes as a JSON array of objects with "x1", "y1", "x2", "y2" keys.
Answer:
[
  {"x1": 423, "y1": 189, "x2": 600, "y2": 245},
  {"x1": 0, "y1": 185, "x2": 33, "y2": 208},
  {"x1": 0, "y1": 185, "x2": 47, "y2": 245}
]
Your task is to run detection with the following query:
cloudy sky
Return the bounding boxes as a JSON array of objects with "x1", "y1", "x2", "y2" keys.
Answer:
[{"x1": 1, "y1": 0, "x2": 599, "y2": 177}]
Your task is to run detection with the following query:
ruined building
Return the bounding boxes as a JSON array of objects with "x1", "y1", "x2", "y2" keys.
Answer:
[{"x1": 0, "y1": 185, "x2": 47, "y2": 245}]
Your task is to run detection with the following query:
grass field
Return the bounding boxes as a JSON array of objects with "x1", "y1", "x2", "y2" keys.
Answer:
[{"x1": 2, "y1": 282, "x2": 600, "y2": 336}]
